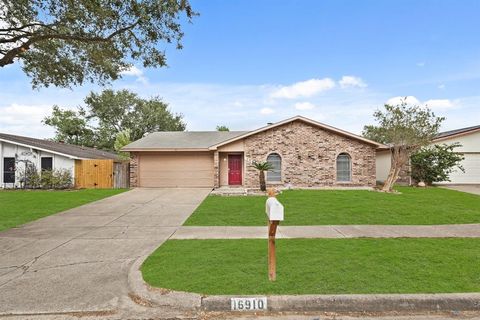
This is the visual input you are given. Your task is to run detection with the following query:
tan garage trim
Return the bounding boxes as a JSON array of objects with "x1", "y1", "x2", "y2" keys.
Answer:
[{"x1": 138, "y1": 152, "x2": 214, "y2": 188}]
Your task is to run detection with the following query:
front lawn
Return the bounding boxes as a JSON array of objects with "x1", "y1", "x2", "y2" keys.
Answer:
[
  {"x1": 184, "y1": 187, "x2": 480, "y2": 226},
  {"x1": 142, "y1": 238, "x2": 480, "y2": 295},
  {"x1": 0, "y1": 189, "x2": 127, "y2": 231}
]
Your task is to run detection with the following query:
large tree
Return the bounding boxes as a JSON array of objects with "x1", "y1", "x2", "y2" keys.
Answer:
[
  {"x1": 0, "y1": 0, "x2": 195, "y2": 88},
  {"x1": 363, "y1": 99, "x2": 444, "y2": 192},
  {"x1": 44, "y1": 89, "x2": 186, "y2": 150}
]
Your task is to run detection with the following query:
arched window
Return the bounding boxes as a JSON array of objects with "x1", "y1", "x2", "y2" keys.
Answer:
[
  {"x1": 336, "y1": 153, "x2": 351, "y2": 182},
  {"x1": 266, "y1": 153, "x2": 282, "y2": 182}
]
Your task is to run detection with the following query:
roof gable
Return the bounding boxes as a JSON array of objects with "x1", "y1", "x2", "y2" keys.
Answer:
[
  {"x1": 209, "y1": 116, "x2": 386, "y2": 149},
  {"x1": 0, "y1": 133, "x2": 120, "y2": 160}
]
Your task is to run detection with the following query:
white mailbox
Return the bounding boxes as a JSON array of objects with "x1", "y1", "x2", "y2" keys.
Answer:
[{"x1": 266, "y1": 197, "x2": 284, "y2": 221}]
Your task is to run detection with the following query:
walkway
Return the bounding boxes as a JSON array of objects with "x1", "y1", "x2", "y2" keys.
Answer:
[{"x1": 172, "y1": 224, "x2": 480, "y2": 239}]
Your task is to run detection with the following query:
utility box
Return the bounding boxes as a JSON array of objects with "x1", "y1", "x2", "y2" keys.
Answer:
[{"x1": 266, "y1": 197, "x2": 284, "y2": 221}]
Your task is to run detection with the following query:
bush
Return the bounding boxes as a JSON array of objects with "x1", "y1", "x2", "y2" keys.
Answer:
[
  {"x1": 19, "y1": 166, "x2": 73, "y2": 189},
  {"x1": 49, "y1": 169, "x2": 73, "y2": 189},
  {"x1": 20, "y1": 163, "x2": 41, "y2": 189},
  {"x1": 411, "y1": 143, "x2": 465, "y2": 185}
]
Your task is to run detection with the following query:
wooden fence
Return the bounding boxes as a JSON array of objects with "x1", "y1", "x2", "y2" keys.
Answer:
[
  {"x1": 75, "y1": 159, "x2": 129, "y2": 189},
  {"x1": 113, "y1": 161, "x2": 130, "y2": 188}
]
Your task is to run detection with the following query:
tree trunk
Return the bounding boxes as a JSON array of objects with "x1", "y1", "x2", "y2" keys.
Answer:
[
  {"x1": 259, "y1": 170, "x2": 266, "y2": 191},
  {"x1": 382, "y1": 146, "x2": 409, "y2": 192}
]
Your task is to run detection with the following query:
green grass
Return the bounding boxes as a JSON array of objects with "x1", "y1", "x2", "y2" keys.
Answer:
[
  {"x1": 142, "y1": 238, "x2": 480, "y2": 295},
  {"x1": 184, "y1": 187, "x2": 480, "y2": 226},
  {"x1": 0, "y1": 189, "x2": 128, "y2": 231}
]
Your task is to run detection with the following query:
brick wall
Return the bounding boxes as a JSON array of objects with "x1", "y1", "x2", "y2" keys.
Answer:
[
  {"x1": 129, "y1": 153, "x2": 139, "y2": 187},
  {"x1": 243, "y1": 120, "x2": 377, "y2": 188}
]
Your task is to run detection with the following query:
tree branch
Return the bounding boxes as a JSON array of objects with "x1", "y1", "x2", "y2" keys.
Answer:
[
  {"x1": 0, "y1": 22, "x2": 50, "y2": 32},
  {"x1": 0, "y1": 20, "x2": 140, "y2": 67}
]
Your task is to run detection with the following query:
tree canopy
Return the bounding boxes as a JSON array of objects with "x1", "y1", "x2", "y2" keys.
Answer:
[
  {"x1": 43, "y1": 89, "x2": 186, "y2": 150},
  {"x1": 0, "y1": 0, "x2": 195, "y2": 88},
  {"x1": 216, "y1": 125, "x2": 229, "y2": 131},
  {"x1": 363, "y1": 99, "x2": 444, "y2": 191}
]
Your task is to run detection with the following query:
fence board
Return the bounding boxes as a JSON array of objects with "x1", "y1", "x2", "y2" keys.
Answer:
[{"x1": 113, "y1": 162, "x2": 130, "y2": 188}]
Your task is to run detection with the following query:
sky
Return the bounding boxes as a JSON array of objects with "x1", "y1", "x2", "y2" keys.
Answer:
[{"x1": 1, "y1": 0, "x2": 479, "y2": 138}]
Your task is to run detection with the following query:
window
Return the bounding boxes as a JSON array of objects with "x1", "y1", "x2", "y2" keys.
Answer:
[
  {"x1": 266, "y1": 153, "x2": 281, "y2": 182},
  {"x1": 336, "y1": 153, "x2": 351, "y2": 182},
  {"x1": 3, "y1": 157, "x2": 15, "y2": 184},
  {"x1": 41, "y1": 157, "x2": 53, "y2": 171}
]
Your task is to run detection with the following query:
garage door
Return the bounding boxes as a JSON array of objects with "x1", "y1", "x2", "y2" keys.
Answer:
[
  {"x1": 445, "y1": 154, "x2": 480, "y2": 184},
  {"x1": 138, "y1": 152, "x2": 214, "y2": 187}
]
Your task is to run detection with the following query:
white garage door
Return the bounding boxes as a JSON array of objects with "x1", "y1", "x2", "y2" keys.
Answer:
[
  {"x1": 138, "y1": 152, "x2": 214, "y2": 187},
  {"x1": 446, "y1": 154, "x2": 480, "y2": 184}
]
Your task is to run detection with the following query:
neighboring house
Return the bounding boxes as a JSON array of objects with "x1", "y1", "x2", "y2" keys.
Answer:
[
  {"x1": 122, "y1": 116, "x2": 386, "y2": 189},
  {"x1": 0, "y1": 133, "x2": 123, "y2": 189},
  {"x1": 433, "y1": 125, "x2": 480, "y2": 184},
  {"x1": 376, "y1": 124, "x2": 480, "y2": 185}
]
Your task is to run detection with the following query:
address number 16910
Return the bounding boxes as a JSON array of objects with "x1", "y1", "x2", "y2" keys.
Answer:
[{"x1": 231, "y1": 297, "x2": 267, "y2": 311}]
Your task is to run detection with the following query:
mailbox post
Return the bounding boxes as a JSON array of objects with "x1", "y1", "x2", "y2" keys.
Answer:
[{"x1": 265, "y1": 194, "x2": 284, "y2": 281}]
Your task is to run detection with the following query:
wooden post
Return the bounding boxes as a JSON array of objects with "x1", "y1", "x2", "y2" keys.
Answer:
[{"x1": 268, "y1": 220, "x2": 279, "y2": 281}]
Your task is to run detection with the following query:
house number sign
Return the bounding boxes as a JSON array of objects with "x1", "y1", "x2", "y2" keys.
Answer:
[{"x1": 230, "y1": 297, "x2": 267, "y2": 311}]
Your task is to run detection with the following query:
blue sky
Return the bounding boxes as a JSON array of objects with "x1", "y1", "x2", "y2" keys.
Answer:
[{"x1": 1, "y1": 0, "x2": 479, "y2": 137}]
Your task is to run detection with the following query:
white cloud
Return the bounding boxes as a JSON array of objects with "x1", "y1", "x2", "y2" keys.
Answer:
[
  {"x1": 424, "y1": 99, "x2": 456, "y2": 109},
  {"x1": 386, "y1": 96, "x2": 421, "y2": 106},
  {"x1": 260, "y1": 107, "x2": 275, "y2": 115},
  {"x1": 294, "y1": 102, "x2": 315, "y2": 110},
  {"x1": 270, "y1": 78, "x2": 335, "y2": 99},
  {"x1": 417, "y1": 62, "x2": 426, "y2": 67},
  {"x1": 0, "y1": 75, "x2": 474, "y2": 140},
  {"x1": 386, "y1": 96, "x2": 456, "y2": 110},
  {"x1": 0, "y1": 103, "x2": 54, "y2": 136},
  {"x1": 339, "y1": 76, "x2": 367, "y2": 89},
  {"x1": 120, "y1": 66, "x2": 148, "y2": 84},
  {"x1": 438, "y1": 84, "x2": 446, "y2": 90}
]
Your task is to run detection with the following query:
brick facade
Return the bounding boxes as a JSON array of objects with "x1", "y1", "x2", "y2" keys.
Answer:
[
  {"x1": 129, "y1": 153, "x2": 139, "y2": 187},
  {"x1": 242, "y1": 120, "x2": 376, "y2": 188},
  {"x1": 213, "y1": 151, "x2": 220, "y2": 188}
]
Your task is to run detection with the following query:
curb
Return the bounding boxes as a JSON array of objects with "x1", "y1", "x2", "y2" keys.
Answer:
[
  {"x1": 202, "y1": 293, "x2": 480, "y2": 312},
  {"x1": 128, "y1": 257, "x2": 480, "y2": 313},
  {"x1": 127, "y1": 254, "x2": 201, "y2": 311}
]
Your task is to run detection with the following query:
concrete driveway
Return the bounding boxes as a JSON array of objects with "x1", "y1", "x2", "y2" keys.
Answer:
[
  {"x1": 440, "y1": 184, "x2": 480, "y2": 195},
  {"x1": 0, "y1": 188, "x2": 210, "y2": 316}
]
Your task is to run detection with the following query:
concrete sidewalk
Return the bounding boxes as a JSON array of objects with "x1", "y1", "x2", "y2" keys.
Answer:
[{"x1": 172, "y1": 224, "x2": 480, "y2": 239}]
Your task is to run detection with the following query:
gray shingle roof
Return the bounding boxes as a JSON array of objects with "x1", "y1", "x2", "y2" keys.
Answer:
[
  {"x1": 435, "y1": 125, "x2": 480, "y2": 139},
  {"x1": 0, "y1": 133, "x2": 121, "y2": 160},
  {"x1": 122, "y1": 131, "x2": 249, "y2": 150}
]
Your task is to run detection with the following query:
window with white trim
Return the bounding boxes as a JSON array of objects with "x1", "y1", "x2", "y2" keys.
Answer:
[
  {"x1": 266, "y1": 153, "x2": 281, "y2": 182},
  {"x1": 336, "y1": 153, "x2": 351, "y2": 182}
]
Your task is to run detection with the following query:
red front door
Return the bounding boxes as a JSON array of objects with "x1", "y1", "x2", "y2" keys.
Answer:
[{"x1": 228, "y1": 155, "x2": 242, "y2": 185}]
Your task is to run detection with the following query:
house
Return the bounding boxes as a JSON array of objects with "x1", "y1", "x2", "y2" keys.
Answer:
[
  {"x1": 376, "y1": 124, "x2": 480, "y2": 185},
  {"x1": 432, "y1": 125, "x2": 480, "y2": 184},
  {"x1": 0, "y1": 133, "x2": 126, "y2": 189},
  {"x1": 122, "y1": 116, "x2": 386, "y2": 189}
]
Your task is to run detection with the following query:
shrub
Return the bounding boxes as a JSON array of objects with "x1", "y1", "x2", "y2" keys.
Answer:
[
  {"x1": 411, "y1": 143, "x2": 465, "y2": 185},
  {"x1": 20, "y1": 163, "x2": 41, "y2": 189},
  {"x1": 49, "y1": 169, "x2": 73, "y2": 189},
  {"x1": 18, "y1": 165, "x2": 73, "y2": 189}
]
